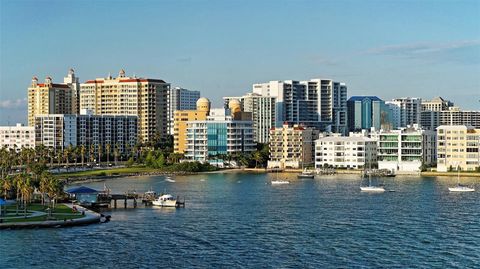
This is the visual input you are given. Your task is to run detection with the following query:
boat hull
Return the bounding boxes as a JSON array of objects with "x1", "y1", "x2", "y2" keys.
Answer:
[
  {"x1": 360, "y1": 186, "x2": 385, "y2": 192},
  {"x1": 271, "y1": 181, "x2": 290, "y2": 185},
  {"x1": 297, "y1": 175, "x2": 314, "y2": 179},
  {"x1": 152, "y1": 200, "x2": 178, "y2": 207},
  {"x1": 449, "y1": 187, "x2": 475, "y2": 192}
]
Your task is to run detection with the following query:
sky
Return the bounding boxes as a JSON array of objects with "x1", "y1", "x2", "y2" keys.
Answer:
[{"x1": 0, "y1": 0, "x2": 479, "y2": 125}]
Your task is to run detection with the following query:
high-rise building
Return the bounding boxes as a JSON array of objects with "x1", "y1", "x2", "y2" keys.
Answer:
[
  {"x1": 168, "y1": 87, "x2": 200, "y2": 134},
  {"x1": 223, "y1": 93, "x2": 276, "y2": 143},
  {"x1": 421, "y1": 107, "x2": 480, "y2": 130},
  {"x1": 28, "y1": 75, "x2": 75, "y2": 126},
  {"x1": 0, "y1": 123, "x2": 35, "y2": 151},
  {"x1": 315, "y1": 135, "x2": 377, "y2": 169},
  {"x1": 63, "y1": 68, "x2": 80, "y2": 114},
  {"x1": 35, "y1": 114, "x2": 137, "y2": 154},
  {"x1": 80, "y1": 69, "x2": 170, "y2": 142},
  {"x1": 385, "y1": 97, "x2": 422, "y2": 129},
  {"x1": 184, "y1": 103, "x2": 255, "y2": 164},
  {"x1": 436, "y1": 125, "x2": 480, "y2": 172},
  {"x1": 347, "y1": 96, "x2": 392, "y2": 131},
  {"x1": 34, "y1": 114, "x2": 77, "y2": 151},
  {"x1": 370, "y1": 125, "x2": 436, "y2": 172},
  {"x1": 173, "y1": 98, "x2": 210, "y2": 154},
  {"x1": 252, "y1": 79, "x2": 347, "y2": 133},
  {"x1": 421, "y1": 97, "x2": 454, "y2": 112},
  {"x1": 268, "y1": 123, "x2": 317, "y2": 169}
]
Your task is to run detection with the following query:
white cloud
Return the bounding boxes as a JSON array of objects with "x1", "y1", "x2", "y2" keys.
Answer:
[
  {"x1": 0, "y1": 98, "x2": 27, "y2": 109},
  {"x1": 366, "y1": 39, "x2": 479, "y2": 55}
]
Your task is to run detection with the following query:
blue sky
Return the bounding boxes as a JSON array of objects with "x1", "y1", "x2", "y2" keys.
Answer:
[{"x1": 0, "y1": 0, "x2": 479, "y2": 124}]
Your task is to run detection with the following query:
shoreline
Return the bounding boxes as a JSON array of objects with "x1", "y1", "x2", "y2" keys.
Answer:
[
  {"x1": 0, "y1": 204, "x2": 101, "y2": 229},
  {"x1": 60, "y1": 167, "x2": 480, "y2": 185}
]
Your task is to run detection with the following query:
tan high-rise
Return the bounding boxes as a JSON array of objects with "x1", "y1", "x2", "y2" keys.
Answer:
[
  {"x1": 437, "y1": 125, "x2": 480, "y2": 172},
  {"x1": 27, "y1": 76, "x2": 75, "y2": 126},
  {"x1": 173, "y1": 97, "x2": 210, "y2": 153},
  {"x1": 80, "y1": 69, "x2": 170, "y2": 142}
]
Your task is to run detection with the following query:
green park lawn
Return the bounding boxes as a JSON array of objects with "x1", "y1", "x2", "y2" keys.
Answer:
[{"x1": 1, "y1": 203, "x2": 84, "y2": 223}]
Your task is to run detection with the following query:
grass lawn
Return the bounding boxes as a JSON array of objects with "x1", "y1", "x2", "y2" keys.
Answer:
[
  {"x1": 1, "y1": 203, "x2": 84, "y2": 223},
  {"x1": 3, "y1": 213, "x2": 84, "y2": 223},
  {"x1": 55, "y1": 166, "x2": 158, "y2": 178}
]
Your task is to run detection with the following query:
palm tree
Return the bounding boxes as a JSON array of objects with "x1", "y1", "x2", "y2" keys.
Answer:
[
  {"x1": 114, "y1": 143, "x2": 120, "y2": 166},
  {"x1": 80, "y1": 145, "x2": 86, "y2": 167},
  {"x1": 20, "y1": 176, "x2": 33, "y2": 218},
  {"x1": 13, "y1": 173, "x2": 23, "y2": 215},
  {"x1": 98, "y1": 144, "x2": 103, "y2": 166},
  {"x1": 46, "y1": 175, "x2": 62, "y2": 212},
  {"x1": 106, "y1": 143, "x2": 111, "y2": 165},
  {"x1": 253, "y1": 151, "x2": 263, "y2": 168},
  {"x1": 0, "y1": 175, "x2": 12, "y2": 200},
  {"x1": 39, "y1": 172, "x2": 50, "y2": 206},
  {"x1": 89, "y1": 144, "x2": 95, "y2": 165}
]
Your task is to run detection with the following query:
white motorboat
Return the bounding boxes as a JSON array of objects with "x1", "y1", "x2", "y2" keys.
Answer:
[
  {"x1": 152, "y1": 194, "x2": 178, "y2": 207},
  {"x1": 449, "y1": 185, "x2": 475, "y2": 192},
  {"x1": 271, "y1": 180, "x2": 290, "y2": 185},
  {"x1": 360, "y1": 186, "x2": 385, "y2": 192},
  {"x1": 449, "y1": 165, "x2": 475, "y2": 192},
  {"x1": 165, "y1": 177, "x2": 176, "y2": 183}
]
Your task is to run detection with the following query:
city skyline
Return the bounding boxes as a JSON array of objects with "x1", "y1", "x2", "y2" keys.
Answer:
[{"x1": 1, "y1": 0, "x2": 479, "y2": 125}]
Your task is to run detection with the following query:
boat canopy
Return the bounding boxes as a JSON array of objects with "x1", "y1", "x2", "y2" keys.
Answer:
[{"x1": 66, "y1": 186, "x2": 99, "y2": 194}]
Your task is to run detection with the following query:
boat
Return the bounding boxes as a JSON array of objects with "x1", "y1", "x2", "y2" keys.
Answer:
[
  {"x1": 449, "y1": 167, "x2": 475, "y2": 192},
  {"x1": 271, "y1": 180, "x2": 290, "y2": 185},
  {"x1": 152, "y1": 194, "x2": 178, "y2": 207},
  {"x1": 297, "y1": 169, "x2": 314, "y2": 179},
  {"x1": 360, "y1": 165, "x2": 385, "y2": 192},
  {"x1": 165, "y1": 177, "x2": 176, "y2": 183},
  {"x1": 271, "y1": 167, "x2": 289, "y2": 185}
]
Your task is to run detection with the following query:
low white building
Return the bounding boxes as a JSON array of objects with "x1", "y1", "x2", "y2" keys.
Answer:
[
  {"x1": 371, "y1": 125, "x2": 436, "y2": 173},
  {"x1": 315, "y1": 135, "x2": 377, "y2": 169},
  {"x1": 0, "y1": 123, "x2": 35, "y2": 151}
]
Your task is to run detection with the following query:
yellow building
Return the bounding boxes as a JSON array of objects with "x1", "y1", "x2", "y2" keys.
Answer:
[
  {"x1": 173, "y1": 97, "x2": 210, "y2": 153},
  {"x1": 27, "y1": 76, "x2": 75, "y2": 126},
  {"x1": 437, "y1": 125, "x2": 480, "y2": 172},
  {"x1": 80, "y1": 69, "x2": 170, "y2": 142}
]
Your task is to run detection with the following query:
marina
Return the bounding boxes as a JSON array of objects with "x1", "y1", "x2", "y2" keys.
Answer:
[{"x1": 2, "y1": 172, "x2": 480, "y2": 268}]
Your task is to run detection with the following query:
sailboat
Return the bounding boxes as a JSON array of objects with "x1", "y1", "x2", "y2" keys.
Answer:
[
  {"x1": 271, "y1": 167, "x2": 289, "y2": 185},
  {"x1": 449, "y1": 167, "x2": 474, "y2": 192},
  {"x1": 297, "y1": 148, "x2": 314, "y2": 179},
  {"x1": 360, "y1": 164, "x2": 385, "y2": 192}
]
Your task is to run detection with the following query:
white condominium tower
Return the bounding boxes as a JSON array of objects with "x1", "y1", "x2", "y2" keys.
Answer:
[
  {"x1": 80, "y1": 69, "x2": 170, "y2": 142},
  {"x1": 167, "y1": 87, "x2": 200, "y2": 135},
  {"x1": 385, "y1": 97, "x2": 422, "y2": 129},
  {"x1": 252, "y1": 79, "x2": 347, "y2": 134},
  {"x1": 223, "y1": 93, "x2": 276, "y2": 144}
]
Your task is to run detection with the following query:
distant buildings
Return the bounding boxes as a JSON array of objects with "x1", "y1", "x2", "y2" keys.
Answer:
[
  {"x1": 28, "y1": 74, "x2": 76, "y2": 126},
  {"x1": 35, "y1": 114, "x2": 137, "y2": 154},
  {"x1": 436, "y1": 125, "x2": 480, "y2": 172},
  {"x1": 347, "y1": 96, "x2": 391, "y2": 132},
  {"x1": 168, "y1": 87, "x2": 200, "y2": 135},
  {"x1": 268, "y1": 123, "x2": 317, "y2": 169},
  {"x1": 184, "y1": 100, "x2": 255, "y2": 164},
  {"x1": 421, "y1": 97, "x2": 454, "y2": 112},
  {"x1": 252, "y1": 79, "x2": 347, "y2": 134},
  {"x1": 385, "y1": 97, "x2": 422, "y2": 129},
  {"x1": 79, "y1": 69, "x2": 170, "y2": 142},
  {"x1": 173, "y1": 97, "x2": 210, "y2": 154},
  {"x1": 314, "y1": 134, "x2": 377, "y2": 169},
  {"x1": 371, "y1": 125, "x2": 436, "y2": 172},
  {"x1": 421, "y1": 107, "x2": 480, "y2": 130},
  {"x1": 223, "y1": 93, "x2": 276, "y2": 143},
  {"x1": 0, "y1": 123, "x2": 35, "y2": 151}
]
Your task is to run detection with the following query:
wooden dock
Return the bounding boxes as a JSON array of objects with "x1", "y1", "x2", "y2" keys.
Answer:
[{"x1": 95, "y1": 192, "x2": 185, "y2": 209}]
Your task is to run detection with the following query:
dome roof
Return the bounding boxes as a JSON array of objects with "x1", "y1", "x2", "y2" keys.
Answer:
[
  {"x1": 196, "y1": 97, "x2": 211, "y2": 112},
  {"x1": 228, "y1": 99, "x2": 242, "y2": 114}
]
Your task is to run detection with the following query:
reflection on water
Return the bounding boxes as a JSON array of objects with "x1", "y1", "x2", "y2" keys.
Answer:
[{"x1": 1, "y1": 173, "x2": 480, "y2": 268}]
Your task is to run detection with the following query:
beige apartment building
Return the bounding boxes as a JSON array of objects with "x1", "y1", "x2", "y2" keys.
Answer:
[
  {"x1": 173, "y1": 97, "x2": 210, "y2": 154},
  {"x1": 268, "y1": 123, "x2": 316, "y2": 169},
  {"x1": 437, "y1": 125, "x2": 480, "y2": 172},
  {"x1": 28, "y1": 76, "x2": 75, "y2": 126},
  {"x1": 80, "y1": 69, "x2": 170, "y2": 142}
]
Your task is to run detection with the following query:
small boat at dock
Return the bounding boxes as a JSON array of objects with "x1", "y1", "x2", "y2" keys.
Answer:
[
  {"x1": 297, "y1": 169, "x2": 314, "y2": 179},
  {"x1": 152, "y1": 194, "x2": 180, "y2": 207}
]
